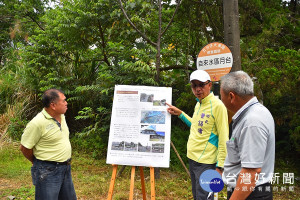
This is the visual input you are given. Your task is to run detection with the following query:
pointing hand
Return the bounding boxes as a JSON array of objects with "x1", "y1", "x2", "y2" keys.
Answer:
[{"x1": 166, "y1": 103, "x2": 182, "y2": 116}]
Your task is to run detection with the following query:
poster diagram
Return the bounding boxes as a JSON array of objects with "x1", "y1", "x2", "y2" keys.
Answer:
[{"x1": 106, "y1": 85, "x2": 172, "y2": 168}]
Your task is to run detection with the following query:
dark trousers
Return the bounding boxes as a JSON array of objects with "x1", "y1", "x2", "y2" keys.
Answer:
[
  {"x1": 227, "y1": 182, "x2": 273, "y2": 200},
  {"x1": 32, "y1": 158, "x2": 77, "y2": 200},
  {"x1": 189, "y1": 158, "x2": 216, "y2": 200}
]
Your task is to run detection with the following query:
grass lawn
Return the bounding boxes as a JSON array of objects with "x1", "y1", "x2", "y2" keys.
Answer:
[{"x1": 0, "y1": 142, "x2": 299, "y2": 200}]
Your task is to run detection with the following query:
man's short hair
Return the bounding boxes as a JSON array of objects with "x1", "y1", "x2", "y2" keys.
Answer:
[
  {"x1": 42, "y1": 89, "x2": 64, "y2": 108},
  {"x1": 220, "y1": 71, "x2": 254, "y2": 97}
]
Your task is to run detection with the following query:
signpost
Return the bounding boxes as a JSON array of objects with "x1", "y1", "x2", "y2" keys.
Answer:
[{"x1": 196, "y1": 42, "x2": 233, "y2": 82}]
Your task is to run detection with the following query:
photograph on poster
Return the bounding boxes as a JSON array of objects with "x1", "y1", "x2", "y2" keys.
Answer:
[
  {"x1": 150, "y1": 134, "x2": 165, "y2": 142},
  {"x1": 111, "y1": 141, "x2": 125, "y2": 151},
  {"x1": 140, "y1": 93, "x2": 154, "y2": 102},
  {"x1": 124, "y1": 142, "x2": 138, "y2": 151},
  {"x1": 153, "y1": 99, "x2": 166, "y2": 106},
  {"x1": 138, "y1": 142, "x2": 151, "y2": 152},
  {"x1": 152, "y1": 143, "x2": 164, "y2": 153},
  {"x1": 140, "y1": 110, "x2": 166, "y2": 124},
  {"x1": 140, "y1": 125, "x2": 156, "y2": 134},
  {"x1": 140, "y1": 124, "x2": 165, "y2": 142}
]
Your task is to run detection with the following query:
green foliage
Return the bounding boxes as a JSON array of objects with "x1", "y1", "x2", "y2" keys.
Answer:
[
  {"x1": 0, "y1": 55, "x2": 35, "y2": 140},
  {"x1": 0, "y1": 0, "x2": 299, "y2": 165},
  {"x1": 7, "y1": 117, "x2": 29, "y2": 140},
  {"x1": 240, "y1": 0, "x2": 299, "y2": 59},
  {"x1": 0, "y1": 144, "x2": 32, "y2": 178},
  {"x1": 71, "y1": 132, "x2": 109, "y2": 158},
  {"x1": 0, "y1": 72, "x2": 16, "y2": 113},
  {"x1": 74, "y1": 106, "x2": 110, "y2": 137},
  {"x1": 290, "y1": 124, "x2": 300, "y2": 152},
  {"x1": 245, "y1": 47, "x2": 300, "y2": 154},
  {"x1": 238, "y1": 2, "x2": 299, "y2": 153},
  {"x1": 175, "y1": 83, "x2": 197, "y2": 117},
  {"x1": 170, "y1": 126, "x2": 189, "y2": 169}
]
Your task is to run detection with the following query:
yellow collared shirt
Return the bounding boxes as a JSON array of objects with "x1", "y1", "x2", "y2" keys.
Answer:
[{"x1": 21, "y1": 109, "x2": 72, "y2": 162}]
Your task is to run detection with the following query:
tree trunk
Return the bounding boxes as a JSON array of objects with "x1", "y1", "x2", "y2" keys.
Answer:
[
  {"x1": 155, "y1": 0, "x2": 162, "y2": 83},
  {"x1": 223, "y1": 0, "x2": 241, "y2": 72}
]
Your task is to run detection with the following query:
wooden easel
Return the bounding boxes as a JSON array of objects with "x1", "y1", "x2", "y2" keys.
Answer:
[{"x1": 107, "y1": 165, "x2": 155, "y2": 200}]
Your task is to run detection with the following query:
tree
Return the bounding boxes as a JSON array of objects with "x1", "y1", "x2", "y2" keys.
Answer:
[
  {"x1": 0, "y1": 0, "x2": 48, "y2": 66},
  {"x1": 0, "y1": 0, "x2": 299, "y2": 165},
  {"x1": 118, "y1": 0, "x2": 182, "y2": 82},
  {"x1": 223, "y1": 0, "x2": 241, "y2": 72}
]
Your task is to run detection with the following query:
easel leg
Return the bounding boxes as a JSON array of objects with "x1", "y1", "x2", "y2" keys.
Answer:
[
  {"x1": 129, "y1": 166, "x2": 136, "y2": 200},
  {"x1": 139, "y1": 166, "x2": 147, "y2": 200},
  {"x1": 107, "y1": 165, "x2": 118, "y2": 200},
  {"x1": 150, "y1": 167, "x2": 155, "y2": 200}
]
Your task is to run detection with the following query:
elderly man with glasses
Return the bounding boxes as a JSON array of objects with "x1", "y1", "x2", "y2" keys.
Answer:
[{"x1": 167, "y1": 70, "x2": 229, "y2": 200}]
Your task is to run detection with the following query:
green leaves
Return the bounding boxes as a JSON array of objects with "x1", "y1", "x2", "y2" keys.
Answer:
[
  {"x1": 76, "y1": 107, "x2": 95, "y2": 120},
  {"x1": 246, "y1": 47, "x2": 300, "y2": 153},
  {"x1": 0, "y1": 0, "x2": 299, "y2": 157}
]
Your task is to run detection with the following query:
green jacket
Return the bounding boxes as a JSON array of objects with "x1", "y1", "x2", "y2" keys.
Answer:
[{"x1": 179, "y1": 92, "x2": 229, "y2": 167}]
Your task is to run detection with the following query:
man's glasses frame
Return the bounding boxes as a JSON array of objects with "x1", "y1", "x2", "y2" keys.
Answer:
[{"x1": 191, "y1": 81, "x2": 211, "y2": 89}]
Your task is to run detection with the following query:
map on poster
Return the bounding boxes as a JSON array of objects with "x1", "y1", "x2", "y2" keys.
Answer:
[{"x1": 106, "y1": 85, "x2": 172, "y2": 168}]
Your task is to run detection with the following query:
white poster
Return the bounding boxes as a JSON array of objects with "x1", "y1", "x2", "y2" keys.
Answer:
[{"x1": 106, "y1": 85, "x2": 172, "y2": 168}]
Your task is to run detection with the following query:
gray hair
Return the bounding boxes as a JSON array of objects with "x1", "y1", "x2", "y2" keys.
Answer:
[{"x1": 220, "y1": 71, "x2": 254, "y2": 97}]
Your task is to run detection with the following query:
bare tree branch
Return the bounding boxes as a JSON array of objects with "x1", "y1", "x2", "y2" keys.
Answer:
[
  {"x1": 160, "y1": 65, "x2": 194, "y2": 71},
  {"x1": 97, "y1": 19, "x2": 110, "y2": 66},
  {"x1": 25, "y1": 12, "x2": 45, "y2": 31},
  {"x1": 161, "y1": 0, "x2": 182, "y2": 36},
  {"x1": 78, "y1": 59, "x2": 106, "y2": 64},
  {"x1": 118, "y1": 0, "x2": 157, "y2": 47}
]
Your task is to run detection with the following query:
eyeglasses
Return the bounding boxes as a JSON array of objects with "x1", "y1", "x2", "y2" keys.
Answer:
[{"x1": 191, "y1": 81, "x2": 210, "y2": 89}]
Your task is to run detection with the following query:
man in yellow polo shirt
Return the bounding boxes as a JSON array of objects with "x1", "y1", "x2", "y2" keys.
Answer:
[
  {"x1": 167, "y1": 70, "x2": 229, "y2": 200},
  {"x1": 20, "y1": 89, "x2": 77, "y2": 200}
]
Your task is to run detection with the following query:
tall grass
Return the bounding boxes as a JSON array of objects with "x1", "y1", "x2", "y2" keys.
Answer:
[
  {"x1": 0, "y1": 100, "x2": 35, "y2": 145},
  {"x1": 0, "y1": 105, "x2": 13, "y2": 147},
  {"x1": 0, "y1": 103, "x2": 29, "y2": 146},
  {"x1": 0, "y1": 68, "x2": 38, "y2": 144}
]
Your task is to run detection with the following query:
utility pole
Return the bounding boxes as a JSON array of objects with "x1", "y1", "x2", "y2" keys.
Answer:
[{"x1": 223, "y1": 0, "x2": 241, "y2": 72}]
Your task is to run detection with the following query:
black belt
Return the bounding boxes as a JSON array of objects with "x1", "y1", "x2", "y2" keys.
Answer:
[{"x1": 36, "y1": 158, "x2": 72, "y2": 165}]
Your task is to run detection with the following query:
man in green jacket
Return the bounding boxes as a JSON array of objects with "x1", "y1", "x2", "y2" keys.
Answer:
[{"x1": 167, "y1": 70, "x2": 229, "y2": 200}]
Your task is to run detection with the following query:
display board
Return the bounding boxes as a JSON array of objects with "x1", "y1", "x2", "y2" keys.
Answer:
[{"x1": 106, "y1": 85, "x2": 172, "y2": 168}]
